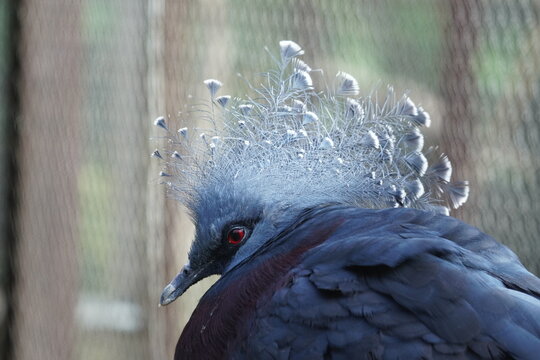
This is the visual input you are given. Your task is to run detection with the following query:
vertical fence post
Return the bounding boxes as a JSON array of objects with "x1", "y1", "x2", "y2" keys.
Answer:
[
  {"x1": 11, "y1": 1, "x2": 82, "y2": 359},
  {"x1": 0, "y1": 0, "x2": 22, "y2": 358},
  {"x1": 146, "y1": 0, "x2": 171, "y2": 359}
]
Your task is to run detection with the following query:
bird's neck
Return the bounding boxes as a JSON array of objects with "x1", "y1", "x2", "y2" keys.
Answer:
[{"x1": 174, "y1": 212, "x2": 345, "y2": 359}]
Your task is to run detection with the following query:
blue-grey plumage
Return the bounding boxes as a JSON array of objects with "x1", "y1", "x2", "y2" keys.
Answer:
[
  {"x1": 155, "y1": 41, "x2": 540, "y2": 359},
  {"x1": 168, "y1": 204, "x2": 540, "y2": 359}
]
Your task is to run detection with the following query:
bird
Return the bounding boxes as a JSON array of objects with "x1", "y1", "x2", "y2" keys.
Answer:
[{"x1": 154, "y1": 41, "x2": 540, "y2": 359}]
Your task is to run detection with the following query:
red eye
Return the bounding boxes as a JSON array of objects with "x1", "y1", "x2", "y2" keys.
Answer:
[{"x1": 227, "y1": 227, "x2": 247, "y2": 244}]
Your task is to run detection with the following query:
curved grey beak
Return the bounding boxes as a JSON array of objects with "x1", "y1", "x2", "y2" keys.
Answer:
[
  {"x1": 160, "y1": 261, "x2": 216, "y2": 306},
  {"x1": 160, "y1": 263, "x2": 194, "y2": 306}
]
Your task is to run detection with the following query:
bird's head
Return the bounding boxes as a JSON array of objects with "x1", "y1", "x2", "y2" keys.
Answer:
[
  {"x1": 156, "y1": 40, "x2": 469, "y2": 306},
  {"x1": 160, "y1": 181, "x2": 261, "y2": 305}
]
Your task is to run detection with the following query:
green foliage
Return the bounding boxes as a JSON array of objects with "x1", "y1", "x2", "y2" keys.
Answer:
[{"x1": 78, "y1": 162, "x2": 114, "y2": 293}]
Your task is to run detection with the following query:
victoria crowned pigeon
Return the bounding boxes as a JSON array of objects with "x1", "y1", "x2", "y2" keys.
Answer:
[{"x1": 155, "y1": 41, "x2": 540, "y2": 359}]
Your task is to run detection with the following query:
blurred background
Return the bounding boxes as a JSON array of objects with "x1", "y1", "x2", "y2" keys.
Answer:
[{"x1": 0, "y1": 0, "x2": 539, "y2": 359}]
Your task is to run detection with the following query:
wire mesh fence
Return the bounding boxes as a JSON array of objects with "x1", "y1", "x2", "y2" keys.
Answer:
[{"x1": 0, "y1": 0, "x2": 539, "y2": 359}]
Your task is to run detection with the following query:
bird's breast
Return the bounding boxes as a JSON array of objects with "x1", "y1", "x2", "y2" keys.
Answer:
[{"x1": 174, "y1": 215, "x2": 345, "y2": 359}]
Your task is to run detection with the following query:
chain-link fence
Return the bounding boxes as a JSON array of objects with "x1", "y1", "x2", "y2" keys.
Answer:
[{"x1": 1, "y1": 1, "x2": 539, "y2": 359}]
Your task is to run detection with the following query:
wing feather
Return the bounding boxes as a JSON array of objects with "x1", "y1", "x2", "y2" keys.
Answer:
[{"x1": 240, "y1": 208, "x2": 540, "y2": 359}]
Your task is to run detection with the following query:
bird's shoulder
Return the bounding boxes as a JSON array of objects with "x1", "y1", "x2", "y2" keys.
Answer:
[{"x1": 238, "y1": 207, "x2": 540, "y2": 360}]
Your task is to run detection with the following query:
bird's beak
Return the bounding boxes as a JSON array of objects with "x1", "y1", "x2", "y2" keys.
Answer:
[{"x1": 159, "y1": 262, "x2": 208, "y2": 306}]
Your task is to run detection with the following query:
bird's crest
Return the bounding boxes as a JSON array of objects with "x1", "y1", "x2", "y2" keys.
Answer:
[{"x1": 152, "y1": 40, "x2": 469, "y2": 216}]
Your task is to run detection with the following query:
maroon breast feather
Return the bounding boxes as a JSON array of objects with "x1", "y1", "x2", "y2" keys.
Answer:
[{"x1": 175, "y1": 216, "x2": 345, "y2": 359}]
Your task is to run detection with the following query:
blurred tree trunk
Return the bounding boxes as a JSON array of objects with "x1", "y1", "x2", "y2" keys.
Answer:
[
  {"x1": 12, "y1": 1, "x2": 81, "y2": 359},
  {"x1": 439, "y1": 0, "x2": 479, "y2": 219}
]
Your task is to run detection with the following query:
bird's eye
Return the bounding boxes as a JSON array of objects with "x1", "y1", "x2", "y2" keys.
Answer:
[{"x1": 227, "y1": 226, "x2": 247, "y2": 245}]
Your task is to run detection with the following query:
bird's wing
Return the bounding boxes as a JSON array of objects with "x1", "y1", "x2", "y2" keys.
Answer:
[{"x1": 238, "y1": 208, "x2": 540, "y2": 360}]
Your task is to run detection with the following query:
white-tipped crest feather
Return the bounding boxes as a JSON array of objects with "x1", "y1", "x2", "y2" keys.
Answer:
[
  {"x1": 203, "y1": 79, "x2": 222, "y2": 98},
  {"x1": 279, "y1": 40, "x2": 304, "y2": 61},
  {"x1": 336, "y1": 72, "x2": 360, "y2": 96}
]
